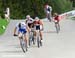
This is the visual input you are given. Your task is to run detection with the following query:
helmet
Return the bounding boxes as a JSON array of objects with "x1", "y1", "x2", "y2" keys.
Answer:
[
  {"x1": 26, "y1": 15, "x2": 30, "y2": 18},
  {"x1": 54, "y1": 13, "x2": 58, "y2": 16},
  {"x1": 35, "y1": 17, "x2": 39, "y2": 20}
]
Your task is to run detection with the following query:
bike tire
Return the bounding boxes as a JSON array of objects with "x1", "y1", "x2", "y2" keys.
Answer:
[
  {"x1": 29, "y1": 36, "x2": 31, "y2": 46},
  {"x1": 20, "y1": 39, "x2": 27, "y2": 53},
  {"x1": 37, "y1": 36, "x2": 40, "y2": 48},
  {"x1": 29, "y1": 31, "x2": 34, "y2": 46},
  {"x1": 32, "y1": 36, "x2": 35, "y2": 45},
  {"x1": 55, "y1": 25, "x2": 59, "y2": 33}
]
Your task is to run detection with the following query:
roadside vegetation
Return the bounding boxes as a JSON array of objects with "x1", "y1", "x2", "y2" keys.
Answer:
[{"x1": 0, "y1": 19, "x2": 9, "y2": 35}]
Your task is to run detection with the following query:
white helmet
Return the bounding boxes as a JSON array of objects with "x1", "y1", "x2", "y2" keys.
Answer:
[
  {"x1": 35, "y1": 17, "x2": 39, "y2": 20},
  {"x1": 26, "y1": 15, "x2": 30, "y2": 18}
]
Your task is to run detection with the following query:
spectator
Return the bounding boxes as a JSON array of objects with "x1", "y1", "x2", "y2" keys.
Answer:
[{"x1": 5, "y1": 7, "x2": 10, "y2": 22}]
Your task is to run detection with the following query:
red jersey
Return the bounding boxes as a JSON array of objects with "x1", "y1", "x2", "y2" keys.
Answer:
[
  {"x1": 33, "y1": 20, "x2": 43, "y2": 25},
  {"x1": 54, "y1": 15, "x2": 59, "y2": 22}
]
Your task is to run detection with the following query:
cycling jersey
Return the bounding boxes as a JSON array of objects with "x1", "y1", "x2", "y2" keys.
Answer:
[
  {"x1": 54, "y1": 15, "x2": 59, "y2": 22},
  {"x1": 33, "y1": 20, "x2": 43, "y2": 30},
  {"x1": 26, "y1": 18, "x2": 34, "y2": 28},
  {"x1": 16, "y1": 22, "x2": 27, "y2": 34},
  {"x1": 33, "y1": 20, "x2": 42, "y2": 25},
  {"x1": 26, "y1": 18, "x2": 34, "y2": 24}
]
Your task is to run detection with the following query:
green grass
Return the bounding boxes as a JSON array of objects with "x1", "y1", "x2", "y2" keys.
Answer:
[{"x1": 0, "y1": 19, "x2": 9, "y2": 35}]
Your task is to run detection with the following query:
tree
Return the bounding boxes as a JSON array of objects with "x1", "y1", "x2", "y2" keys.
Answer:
[
  {"x1": 50, "y1": 0, "x2": 72, "y2": 14},
  {"x1": 0, "y1": 0, "x2": 73, "y2": 19}
]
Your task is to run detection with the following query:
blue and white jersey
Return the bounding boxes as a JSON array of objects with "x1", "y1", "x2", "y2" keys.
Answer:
[{"x1": 16, "y1": 22, "x2": 27, "y2": 29}]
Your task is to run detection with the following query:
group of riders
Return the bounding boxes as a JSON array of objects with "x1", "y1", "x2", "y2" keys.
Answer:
[
  {"x1": 13, "y1": 3, "x2": 60, "y2": 49},
  {"x1": 13, "y1": 15, "x2": 44, "y2": 47}
]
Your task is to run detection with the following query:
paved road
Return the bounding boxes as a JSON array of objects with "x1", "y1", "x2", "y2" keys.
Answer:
[{"x1": 0, "y1": 18, "x2": 75, "y2": 58}]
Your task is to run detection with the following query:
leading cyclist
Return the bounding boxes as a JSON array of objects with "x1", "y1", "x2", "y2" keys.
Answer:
[{"x1": 13, "y1": 22, "x2": 30, "y2": 47}]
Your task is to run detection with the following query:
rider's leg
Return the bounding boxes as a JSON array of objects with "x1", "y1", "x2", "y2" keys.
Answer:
[
  {"x1": 39, "y1": 31, "x2": 43, "y2": 40},
  {"x1": 48, "y1": 13, "x2": 51, "y2": 22},
  {"x1": 39, "y1": 25, "x2": 43, "y2": 40},
  {"x1": 58, "y1": 22, "x2": 60, "y2": 30},
  {"x1": 18, "y1": 32, "x2": 23, "y2": 45},
  {"x1": 55, "y1": 23, "x2": 57, "y2": 27},
  {"x1": 46, "y1": 13, "x2": 48, "y2": 18},
  {"x1": 24, "y1": 33, "x2": 28, "y2": 46},
  {"x1": 33, "y1": 26, "x2": 37, "y2": 40},
  {"x1": 33, "y1": 30, "x2": 36, "y2": 40},
  {"x1": 50, "y1": 12, "x2": 52, "y2": 21}
]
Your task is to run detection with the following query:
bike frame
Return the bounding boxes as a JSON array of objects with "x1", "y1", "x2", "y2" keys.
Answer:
[
  {"x1": 36, "y1": 30, "x2": 42, "y2": 48},
  {"x1": 29, "y1": 29, "x2": 34, "y2": 46}
]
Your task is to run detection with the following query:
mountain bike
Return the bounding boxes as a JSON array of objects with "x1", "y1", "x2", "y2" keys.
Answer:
[
  {"x1": 36, "y1": 30, "x2": 42, "y2": 48},
  {"x1": 29, "y1": 28, "x2": 35, "y2": 46},
  {"x1": 14, "y1": 33, "x2": 28, "y2": 53},
  {"x1": 54, "y1": 20, "x2": 60, "y2": 33}
]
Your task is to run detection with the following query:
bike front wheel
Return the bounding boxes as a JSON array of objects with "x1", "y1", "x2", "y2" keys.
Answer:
[{"x1": 20, "y1": 39, "x2": 28, "y2": 53}]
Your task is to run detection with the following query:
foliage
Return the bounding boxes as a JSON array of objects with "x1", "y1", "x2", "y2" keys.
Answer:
[
  {"x1": 0, "y1": 19, "x2": 8, "y2": 35},
  {"x1": 0, "y1": 0, "x2": 73, "y2": 19}
]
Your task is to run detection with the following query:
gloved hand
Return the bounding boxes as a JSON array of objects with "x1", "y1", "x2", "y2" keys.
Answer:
[{"x1": 13, "y1": 34, "x2": 18, "y2": 36}]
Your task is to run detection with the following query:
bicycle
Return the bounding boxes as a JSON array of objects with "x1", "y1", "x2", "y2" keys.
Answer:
[
  {"x1": 36, "y1": 29, "x2": 42, "y2": 48},
  {"x1": 29, "y1": 28, "x2": 35, "y2": 46},
  {"x1": 54, "y1": 20, "x2": 60, "y2": 33},
  {"x1": 14, "y1": 33, "x2": 28, "y2": 53}
]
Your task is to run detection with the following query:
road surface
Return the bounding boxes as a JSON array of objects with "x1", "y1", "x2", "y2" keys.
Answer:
[{"x1": 0, "y1": 18, "x2": 75, "y2": 58}]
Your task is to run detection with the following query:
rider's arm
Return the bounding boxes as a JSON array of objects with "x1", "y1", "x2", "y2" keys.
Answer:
[
  {"x1": 40, "y1": 20, "x2": 43, "y2": 26},
  {"x1": 39, "y1": 20, "x2": 44, "y2": 30},
  {"x1": 13, "y1": 23, "x2": 18, "y2": 36},
  {"x1": 26, "y1": 25, "x2": 30, "y2": 32},
  {"x1": 41, "y1": 21, "x2": 44, "y2": 30},
  {"x1": 13, "y1": 27, "x2": 17, "y2": 35},
  {"x1": 25, "y1": 20, "x2": 27, "y2": 23}
]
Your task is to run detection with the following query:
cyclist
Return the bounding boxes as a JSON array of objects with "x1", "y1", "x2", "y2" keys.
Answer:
[
  {"x1": 44, "y1": 3, "x2": 52, "y2": 22},
  {"x1": 25, "y1": 15, "x2": 34, "y2": 46},
  {"x1": 33, "y1": 17, "x2": 44, "y2": 42},
  {"x1": 25, "y1": 15, "x2": 34, "y2": 29},
  {"x1": 13, "y1": 22, "x2": 30, "y2": 47},
  {"x1": 53, "y1": 13, "x2": 60, "y2": 30}
]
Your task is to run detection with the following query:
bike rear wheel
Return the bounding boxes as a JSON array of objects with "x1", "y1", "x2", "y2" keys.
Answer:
[
  {"x1": 37, "y1": 37, "x2": 42, "y2": 48},
  {"x1": 55, "y1": 24, "x2": 59, "y2": 33}
]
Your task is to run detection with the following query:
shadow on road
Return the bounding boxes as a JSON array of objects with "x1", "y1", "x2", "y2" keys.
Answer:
[
  {"x1": 43, "y1": 31, "x2": 57, "y2": 33},
  {"x1": 0, "y1": 50, "x2": 23, "y2": 53}
]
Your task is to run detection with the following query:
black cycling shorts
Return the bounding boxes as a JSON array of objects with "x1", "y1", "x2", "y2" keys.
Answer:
[
  {"x1": 28, "y1": 23, "x2": 33, "y2": 28},
  {"x1": 35, "y1": 25, "x2": 40, "y2": 30}
]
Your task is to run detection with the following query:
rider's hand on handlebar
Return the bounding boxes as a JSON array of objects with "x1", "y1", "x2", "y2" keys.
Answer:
[{"x1": 13, "y1": 34, "x2": 18, "y2": 36}]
